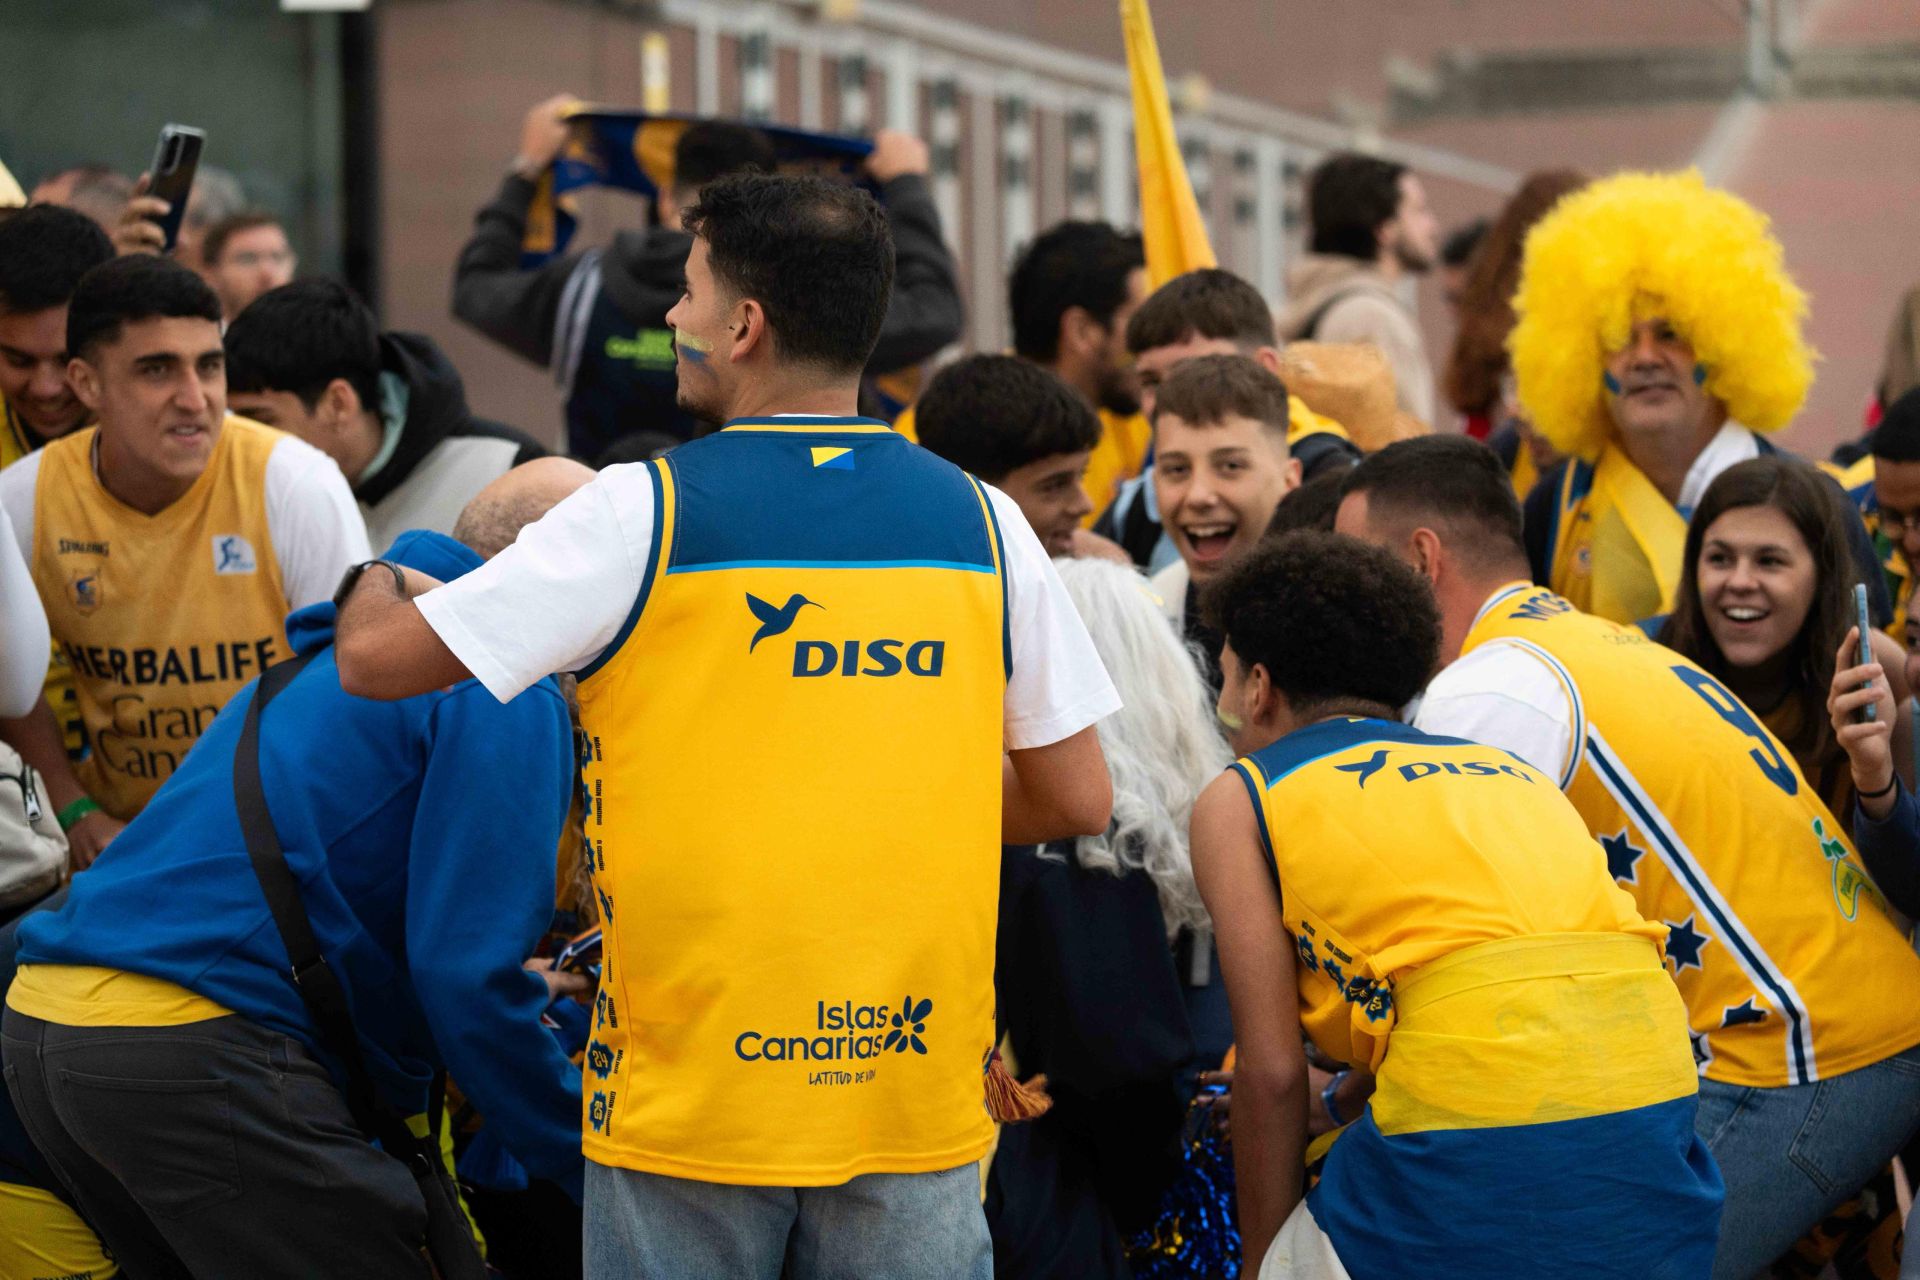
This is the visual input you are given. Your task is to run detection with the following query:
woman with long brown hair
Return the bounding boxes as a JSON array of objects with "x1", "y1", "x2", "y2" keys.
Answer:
[{"x1": 1657, "y1": 455, "x2": 1913, "y2": 816}]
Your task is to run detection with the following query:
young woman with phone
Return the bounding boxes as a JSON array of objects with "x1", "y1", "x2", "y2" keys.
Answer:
[{"x1": 1658, "y1": 455, "x2": 1914, "y2": 818}]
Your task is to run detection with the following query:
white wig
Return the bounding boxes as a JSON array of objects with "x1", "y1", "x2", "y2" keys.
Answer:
[{"x1": 1050, "y1": 557, "x2": 1230, "y2": 933}]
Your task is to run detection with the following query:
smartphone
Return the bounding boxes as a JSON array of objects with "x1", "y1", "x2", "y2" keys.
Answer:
[
  {"x1": 146, "y1": 124, "x2": 206, "y2": 254},
  {"x1": 554, "y1": 926, "x2": 602, "y2": 975},
  {"x1": 1855, "y1": 582, "x2": 1877, "y2": 724}
]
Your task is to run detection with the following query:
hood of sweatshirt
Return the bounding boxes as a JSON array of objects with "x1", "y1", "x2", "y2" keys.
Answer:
[
  {"x1": 286, "y1": 529, "x2": 483, "y2": 656},
  {"x1": 1276, "y1": 254, "x2": 1401, "y2": 340}
]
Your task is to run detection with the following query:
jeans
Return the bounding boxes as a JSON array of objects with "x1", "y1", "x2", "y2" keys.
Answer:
[
  {"x1": 583, "y1": 1158, "x2": 991, "y2": 1280},
  {"x1": 1695, "y1": 1043, "x2": 1920, "y2": 1280}
]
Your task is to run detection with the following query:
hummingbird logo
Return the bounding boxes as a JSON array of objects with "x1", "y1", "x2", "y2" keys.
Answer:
[
  {"x1": 1334, "y1": 749, "x2": 1390, "y2": 789},
  {"x1": 746, "y1": 592, "x2": 822, "y2": 652}
]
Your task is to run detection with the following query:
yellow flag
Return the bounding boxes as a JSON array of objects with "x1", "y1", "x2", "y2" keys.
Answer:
[{"x1": 1121, "y1": 0, "x2": 1216, "y2": 286}]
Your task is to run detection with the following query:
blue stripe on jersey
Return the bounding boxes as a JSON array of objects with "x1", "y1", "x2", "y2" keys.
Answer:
[
  {"x1": 966, "y1": 475, "x2": 1013, "y2": 680},
  {"x1": 666, "y1": 559, "x2": 996, "y2": 574},
  {"x1": 1585, "y1": 729, "x2": 1816, "y2": 1084},
  {"x1": 579, "y1": 458, "x2": 668, "y2": 682},
  {"x1": 1308, "y1": 1097, "x2": 1722, "y2": 1280},
  {"x1": 665, "y1": 428, "x2": 997, "y2": 574},
  {"x1": 1245, "y1": 717, "x2": 1485, "y2": 789},
  {"x1": 1230, "y1": 759, "x2": 1282, "y2": 897}
]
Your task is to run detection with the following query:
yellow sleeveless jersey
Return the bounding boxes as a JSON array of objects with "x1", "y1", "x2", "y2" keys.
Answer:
[
  {"x1": 1465, "y1": 583, "x2": 1920, "y2": 1087},
  {"x1": 29, "y1": 416, "x2": 292, "y2": 819},
  {"x1": 575, "y1": 418, "x2": 1009, "y2": 1185},
  {"x1": 1230, "y1": 716, "x2": 1665, "y2": 1073},
  {"x1": 1230, "y1": 718, "x2": 1718, "y2": 1279}
]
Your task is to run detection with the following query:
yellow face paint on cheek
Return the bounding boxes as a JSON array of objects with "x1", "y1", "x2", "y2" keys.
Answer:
[
  {"x1": 676, "y1": 331, "x2": 713, "y2": 362},
  {"x1": 1216, "y1": 707, "x2": 1244, "y2": 733}
]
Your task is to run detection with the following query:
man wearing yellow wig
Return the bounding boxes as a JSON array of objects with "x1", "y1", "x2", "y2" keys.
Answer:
[{"x1": 1512, "y1": 171, "x2": 1885, "y2": 625}]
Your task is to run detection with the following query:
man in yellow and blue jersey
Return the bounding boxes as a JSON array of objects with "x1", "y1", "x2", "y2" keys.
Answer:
[
  {"x1": 1191, "y1": 530, "x2": 1721, "y2": 1279},
  {"x1": 1337, "y1": 435, "x2": 1920, "y2": 1279},
  {"x1": 334, "y1": 173, "x2": 1120, "y2": 1279}
]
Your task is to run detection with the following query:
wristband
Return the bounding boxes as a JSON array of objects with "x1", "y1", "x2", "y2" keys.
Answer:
[
  {"x1": 1321, "y1": 1069, "x2": 1351, "y2": 1127},
  {"x1": 332, "y1": 559, "x2": 409, "y2": 613},
  {"x1": 57, "y1": 796, "x2": 101, "y2": 833},
  {"x1": 1858, "y1": 776, "x2": 1899, "y2": 802}
]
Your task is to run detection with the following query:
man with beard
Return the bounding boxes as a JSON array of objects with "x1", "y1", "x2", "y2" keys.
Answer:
[
  {"x1": 1278, "y1": 154, "x2": 1440, "y2": 424},
  {"x1": 897, "y1": 221, "x2": 1149, "y2": 524}
]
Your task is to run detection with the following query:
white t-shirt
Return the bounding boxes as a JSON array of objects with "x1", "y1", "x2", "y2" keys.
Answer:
[
  {"x1": 0, "y1": 431, "x2": 370, "y2": 611},
  {"x1": 1412, "y1": 585, "x2": 1578, "y2": 786},
  {"x1": 0, "y1": 490, "x2": 50, "y2": 719},
  {"x1": 417, "y1": 461, "x2": 1122, "y2": 750}
]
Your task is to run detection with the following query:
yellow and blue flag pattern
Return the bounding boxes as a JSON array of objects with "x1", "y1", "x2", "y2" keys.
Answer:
[
  {"x1": 521, "y1": 109, "x2": 875, "y2": 268},
  {"x1": 1234, "y1": 717, "x2": 1723, "y2": 1279}
]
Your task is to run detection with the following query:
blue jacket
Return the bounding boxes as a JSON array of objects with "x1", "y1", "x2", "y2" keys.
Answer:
[{"x1": 16, "y1": 530, "x2": 583, "y2": 1197}]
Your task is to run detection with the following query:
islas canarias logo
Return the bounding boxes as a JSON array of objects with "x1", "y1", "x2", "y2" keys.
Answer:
[
  {"x1": 743, "y1": 593, "x2": 946, "y2": 678},
  {"x1": 735, "y1": 994, "x2": 934, "y2": 1062}
]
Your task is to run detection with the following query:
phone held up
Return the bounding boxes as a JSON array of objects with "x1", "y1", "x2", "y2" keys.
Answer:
[
  {"x1": 147, "y1": 123, "x2": 206, "y2": 254},
  {"x1": 1855, "y1": 582, "x2": 1877, "y2": 725}
]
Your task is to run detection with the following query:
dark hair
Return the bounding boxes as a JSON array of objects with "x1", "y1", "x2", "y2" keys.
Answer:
[
  {"x1": 914, "y1": 355, "x2": 1100, "y2": 481},
  {"x1": 67, "y1": 255, "x2": 222, "y2": 361},
  {"x1": 1008, "y1": 221, "x2": 1144, "y2": 362},
  {"x1": 1444, "y1": 170, "x2": 1587, "y2": 417},
  {"x1": 1441, "y1": 218, "x2": 1490, "y2": 269},
  {"x1": 682, "y1": 174, "x2": 894, "y2": 376},
  {"x1": 1307, "y1": 153, "x2": 1407, "y2": 261},
  {"x1": 1656, "y1": 456, "x2": 1858, "y2": 775},
  {"x1": 202, "y1": 211, "x2": 284, "y2": 266},
  {"x1": 1205, "y1": 530, "x2": 1440, "y2": 715},
  {"x1": 595, "y1": 430, "x2": 682, "y2": 469},
  {"x1": 1265, "y1": 461, "x2": 1355, "y2": 537},
  {"x1": 1339, "y1": 435, "x2": 1527, "y2": 570},
  {"x1": 1154, "y1": 353, "x2": 1290, "y2": 435},
  {"x1": 1125, "y1": 268, "x2": 1275, "y2": 357},
  {"x1": 224, "y1": 279, "x2": 381, "y2": 412},
  {"x1": 673, "y1": 121, "x2": 778, "y2": 194},
  {"x1": 1871, "y1": 386, "x2": 1920, "y2": 463},
  {"x1": 0, "y1": 204, "x2": 114, "y2": 314}
]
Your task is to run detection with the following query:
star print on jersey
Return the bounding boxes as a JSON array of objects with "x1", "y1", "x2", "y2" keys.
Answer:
[
  {"x1": 1722, "y1": 999, "x2": 1769, "y2": 1028},
  {"x1": 1600, "y1": 829, "x2": 1645, "y2": 884},
  {"x1": 1690, "y1": 1031, "x2": 1713, "y2": 1070},
  {"x1": 1665, "y1": 915, "x2": 1710, "y2": 972}
]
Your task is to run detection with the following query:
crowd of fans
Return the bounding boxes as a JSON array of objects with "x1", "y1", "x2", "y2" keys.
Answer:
[{"x1": 1, "y1": 91, "x2": 1920, "y2": 1280}]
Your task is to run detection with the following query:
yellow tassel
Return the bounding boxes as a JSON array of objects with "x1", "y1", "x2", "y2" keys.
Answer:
[{"x1": 983, "y1": 1048, "x2": 1052, "y2": 1123}]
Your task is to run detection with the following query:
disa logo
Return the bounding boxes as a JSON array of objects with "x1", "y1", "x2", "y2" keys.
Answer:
[
  {"x1": 744, "y1": 592, "x2": 946, "y2": 678},
  {"x1": 1334, "y1": 747, "x2": 1534, "y2": 788}
]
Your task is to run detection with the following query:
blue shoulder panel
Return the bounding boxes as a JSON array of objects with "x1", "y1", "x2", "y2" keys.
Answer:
[
  {"x1": 664, "y1": 425, "x2": 998, "y2": 574},
  {"x1": 1246, "y1": 717, "x2": 1476, "y2": 789}
]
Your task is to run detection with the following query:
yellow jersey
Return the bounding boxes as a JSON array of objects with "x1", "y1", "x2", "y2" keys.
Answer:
[
  {"x1": 27, "y1": 416, "x2": 293, "y2": 819},
  {"x1": 575, "y1": 418, "x2": 1009, "y2": 1185},
  {"x1": 1464, "y1": 583, "x2": 1920, "y2": 1087},
  {"x1": 1232, "y1": 716, "x2": 1719, "y2": 1279}
]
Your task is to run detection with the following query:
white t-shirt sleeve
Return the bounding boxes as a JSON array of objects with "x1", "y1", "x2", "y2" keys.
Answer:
[
  {"x1": 265, "y1": 435, "x2": 373, "y2": 609},
  {"x1": 0, "y1": 450, "x2": 41, "y2": 555},
  {"x1": 0, "y1": 488, "x2": 50, "y2": 719},
  {"x1": 414, "y1": 464, "x2": 653, "y2": 703},
  {"x1": 1413, "y1": 639, "x2": 1580, "y2": 787},
  {"x1": 988, "y1": 484, "x2": 1123, "y2": 750}
]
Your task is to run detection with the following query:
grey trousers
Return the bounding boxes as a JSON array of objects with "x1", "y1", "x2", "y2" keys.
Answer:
[{"x1": 2, "y1": 1006, "x2": 432, "y2": 1280}]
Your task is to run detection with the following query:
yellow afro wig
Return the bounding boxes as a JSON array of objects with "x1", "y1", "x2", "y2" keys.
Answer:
[{"x1": 1508, "y1": 169, "x2": 1813, "y2": 461}]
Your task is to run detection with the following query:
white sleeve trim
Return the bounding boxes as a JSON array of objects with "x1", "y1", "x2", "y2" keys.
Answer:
[{"x1": 1415, "y1": 639, "x2": 1580, "y2": 786}]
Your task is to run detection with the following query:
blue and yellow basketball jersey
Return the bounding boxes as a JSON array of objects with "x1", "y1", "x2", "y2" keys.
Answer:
[
  {"x1": 1466, "y1": 583, "x2": 1920, "y2": 1088},
  {"x1": 1233, "y1": 717, "x2": 1719, "y2": 1280},
  {"x1": 573, "y1": 417, "x2": 1010, "y2": 1186},
  {"x1": 1828, "y1": 454, "x2": 1911, "y2": 644}
]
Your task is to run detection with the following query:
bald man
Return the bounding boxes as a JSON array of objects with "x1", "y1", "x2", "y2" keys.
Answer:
[{"x1": 4, "y1": 464, "x2": 594, "y2": 1279}]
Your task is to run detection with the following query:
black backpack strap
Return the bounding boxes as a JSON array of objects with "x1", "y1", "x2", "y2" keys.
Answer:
[
  {"x1": 231, "y1": 651, "x2": 420, "y2": 1160},
  {"x1": 1296, "y1": 286, "x2": 1368, "y2": 342}
]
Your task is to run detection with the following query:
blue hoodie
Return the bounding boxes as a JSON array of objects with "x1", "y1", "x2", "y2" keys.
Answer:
[{"x1": 15, "y1": 530, "x2": 583, "y2": 1198}]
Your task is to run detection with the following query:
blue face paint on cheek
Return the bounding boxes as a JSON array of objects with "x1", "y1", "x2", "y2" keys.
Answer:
[
  {"x1": 676, "y1": 332, "x2": 712, "y2": 364},
  {"x1": 1602, "y1": 371, "x2": 1622, "y2": 394},
  {"x1": 1693, "y1": 363, "x2": 1708, "y2": 385}
]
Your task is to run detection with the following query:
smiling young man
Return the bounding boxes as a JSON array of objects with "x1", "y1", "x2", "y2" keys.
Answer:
[
  {"x1": 0, "y1": 205, "x2": 115, "y2": 467},
  {"x1": 0, "y1": 255, "x2": 366, "y2": 859},
  {"x1": 1148, "y1": 354, "x2": 1300, "y2": 689},
  {"x1": 912, "y1": 354, "x2": 1103, "y2": 558}
]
